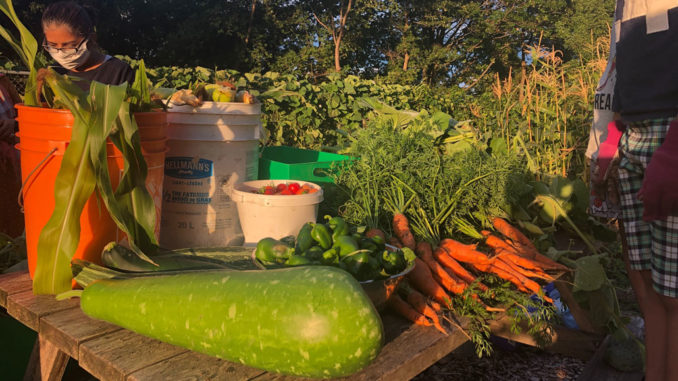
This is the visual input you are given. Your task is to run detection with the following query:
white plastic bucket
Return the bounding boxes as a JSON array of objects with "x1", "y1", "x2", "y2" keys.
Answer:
[
  {"x1": 232, "y1": 180, "x2": 324, "y2": 245},
  {"x1": 159, "y1": 101, "x2": 261, "y2": 248}
]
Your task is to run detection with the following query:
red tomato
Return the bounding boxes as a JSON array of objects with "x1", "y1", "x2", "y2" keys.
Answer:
[
  {"x1": 264, "y1": 186, "x2": 276, "y2": 195},
  {"x1": 276, "y1": 183, "x2": 288, "y2": 192},
  {"x1": 280, "y1": 188, "x2": 293, "y2": 195},
  {"x1": 288, "y1": 182, "x2": 301, "y2": 194}
]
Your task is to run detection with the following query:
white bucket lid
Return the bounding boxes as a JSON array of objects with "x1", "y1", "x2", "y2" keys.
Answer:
[{"x1": 231, "y1": 180, "x2": 324, "y2": 207}]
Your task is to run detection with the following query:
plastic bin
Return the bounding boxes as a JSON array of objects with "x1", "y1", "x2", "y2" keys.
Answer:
[{"x1": 259, "y1": 146, "x2": 354, "y2": 183}]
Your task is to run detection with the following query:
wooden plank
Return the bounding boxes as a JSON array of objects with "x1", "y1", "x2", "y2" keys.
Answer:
[
  {"x1": 22, "y1": 334, "x2": 69, "y2": 381},
  {"x1": 6, "y1": 290, "x2": 80, "y2": 331},
  {"x1": 0, "y1": 271, "x2": 33, "y2": 308},
  {"x1": 78, "y1": 329, "x2": 189, "y2": 381},
  {"x1": 577, "y1": 336, "x2": 644, "y2": 381},
  {"x1": 127, "y1": 351, "x2": 266, "y2": 381},
  {"x1": 489, "y1": 315, "x2": 603, "y2": 360},
  {"x1": 40, "y1": 306, "x2": 122, "y2": 360},
  {"x1": 249, "y1": 314, "x2": 469, "y2": 381}
]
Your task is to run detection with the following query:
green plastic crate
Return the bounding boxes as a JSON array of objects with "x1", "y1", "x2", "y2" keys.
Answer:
[{"x1": 259, "y1": 146, "x2": 354, "y2": 183}]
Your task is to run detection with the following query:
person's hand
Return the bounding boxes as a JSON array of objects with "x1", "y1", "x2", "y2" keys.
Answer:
[
  {"x1": 591, "y1": 120, "x2": 624, "y2": 201},
  {"x1": 638, "y1": 119, "x2": 678, "y2": 221}
]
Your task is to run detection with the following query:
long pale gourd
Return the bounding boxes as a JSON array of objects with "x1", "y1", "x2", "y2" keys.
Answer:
[{"x1": 79, "y1": 266, "x2": 384, "y2": 378}]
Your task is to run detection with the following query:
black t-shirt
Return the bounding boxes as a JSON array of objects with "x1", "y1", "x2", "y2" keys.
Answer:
[{"x1": 54, "y1": 56, "x2": 135, "y2": 92}]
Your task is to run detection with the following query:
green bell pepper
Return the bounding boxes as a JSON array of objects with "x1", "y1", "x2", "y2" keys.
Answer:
[
  {"x1": 321, "y1": 247, "x2": 340, "y2": 265},
  {"x1": 295, "y1": 222, "x2": 314, "y2": 253},
  {"x1": 311, "y1": 223, "x2": 332, "y2": 249},
  {"x1": 344, "y1": 252, "x2": 380, "y2": 281},
  {"x1": 325, "y1": 215, "x2": 350, "y2": 241},
  {"x1": 359, "y1": 237, "x2": 380, "y2": 253},
  {"x1": 380, "y1": 249, "x2": 407, "y2": 275},
  {"x1": 255, "y1": 237, "x2": 294, "y2": 264},
  {"x1": 303, "y1": 245, "x2": 324, "y2": 261},
  {"x1": 332, "y1": 235, "x2": 360, "y2": 258},
  {"x1": 286, "y1": 254, "x2": 312, "y2": 266}
]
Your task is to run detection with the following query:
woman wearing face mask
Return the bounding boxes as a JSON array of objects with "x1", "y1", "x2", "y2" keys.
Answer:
[{"x1": 42, "y1": 1, "x2": 134, "y2": 90}]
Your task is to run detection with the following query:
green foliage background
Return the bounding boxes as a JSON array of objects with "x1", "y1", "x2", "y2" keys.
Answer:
[{"x1": 1, "y1": 0, "x2": 615, "y2": 180}]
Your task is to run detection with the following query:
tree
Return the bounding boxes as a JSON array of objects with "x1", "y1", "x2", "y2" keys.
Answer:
[
  {"x1": 555, "y1": 0, "x2": 615, "y2": 61},
  {"x1": 312, "y1": 0, "x2": 353, "y2": 72},
  {"x1": 1, "y1": 0, "x2": 615, "y2": 88}
]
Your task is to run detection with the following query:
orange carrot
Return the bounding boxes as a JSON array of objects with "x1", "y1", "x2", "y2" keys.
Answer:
[
  {"x1": 490, "y1": 261, "x2": 553, "y2": 303},
  {"x1": 393, "y1": 213, "x2": 416, "y2": 250},
  {"x1": 439, "y1": 239, "x2": 492, "y2": 267},
  {"x1": 484, "y1": 233, "x2": 523, "y2": 255},
  {"x1": 496, "y1": 256, "x2": 555, "y2": 282},
  {"x1": 485, "y1": 263, "x2": 530, "y2": 293},
  {"x1": 407, "y1": 258, "x2": 452, "y2": 307},
  {"x1": 388, "y1": 293, "x2": 431, "y2": 327},
  {"x1": 505, "y1": 241, "x2": 570, "y2": 271},
  {"x1": 400, "y1": 283, "x2": 447, "y2": 335},
  {"x1": 417, "y1": 242, "x2": 467, "y2": 295},
  {"x1": 480, "y1": 230, "x2": 492, "y2": 237},
  {"x1": 429, "y1": 300, "x2": 443, "y2": 312},
  {"x1": 365, "y1": 228, "x2": 386, "y2": 241},
  {"x1": 433, "y1": 246, "x2": 477, "y2": 284},
  {"x1": 443, "y1": 267, "x2": 466, "y2": 284},
  {"x1": 486, "y1": 229, "x2": 568, "y2": 272},
  {"x1": 492, "y1": 217, "x2": 537, "y2": 252},
  {"x1": 492, "y1": 248, "x2": 548, "y2": 273}
]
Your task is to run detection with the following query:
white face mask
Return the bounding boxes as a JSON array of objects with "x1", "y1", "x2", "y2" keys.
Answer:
[{"x1": 49, "y1": 40, "x2": 91, "y2": 71}]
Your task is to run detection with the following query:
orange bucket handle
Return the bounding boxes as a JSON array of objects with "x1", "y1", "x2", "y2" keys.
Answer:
[{"x1": 17, "y1": 146, "x2": 57, "y2": 213}]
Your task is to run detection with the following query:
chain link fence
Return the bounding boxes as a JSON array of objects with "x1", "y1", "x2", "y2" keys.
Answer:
[{"x1": 0, "y1": 70, "x2": 29, "y2": 95}]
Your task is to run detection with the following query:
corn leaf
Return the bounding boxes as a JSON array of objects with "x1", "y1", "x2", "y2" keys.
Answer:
[
  {"x1": 105, "y1": 103, "x2": 159, "y2": 259},
  {"x1": 127, "y1": 59, "x2": 152, "y2": 112},
  {"x1": 33, "y1": 72, "x2": 105, "y2": 294},
  {"x1": 85, "y1": 83, "x2": 158, "y2": 262}
]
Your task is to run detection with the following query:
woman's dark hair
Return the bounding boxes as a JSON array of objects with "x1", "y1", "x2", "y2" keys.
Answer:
[{"x1": 42, "y1": 1, "x2": 95, "y2": 37}]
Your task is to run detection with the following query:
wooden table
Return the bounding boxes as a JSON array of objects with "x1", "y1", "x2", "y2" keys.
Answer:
[{"x1": 0, "y1": 271, "x2": 471, "y2": 381}]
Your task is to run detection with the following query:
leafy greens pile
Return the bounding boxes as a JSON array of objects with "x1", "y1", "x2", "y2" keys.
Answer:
[{"x1": 334, "y1": 98, "x2": 531, "y2": 242}]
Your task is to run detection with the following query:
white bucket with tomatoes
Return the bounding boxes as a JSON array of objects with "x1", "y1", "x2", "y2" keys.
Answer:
[{"x1": 231, "y1": 179, "x2": 323, "y2": 245}]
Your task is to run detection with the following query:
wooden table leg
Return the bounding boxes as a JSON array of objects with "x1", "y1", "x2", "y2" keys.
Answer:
[{"x1": 23, "y1": 334, "x2": 69, "y2": 381}]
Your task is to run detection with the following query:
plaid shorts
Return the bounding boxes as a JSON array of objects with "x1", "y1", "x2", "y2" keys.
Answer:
[{"x1": 618, "y1": 117, "x2": 678, "y2": 297}]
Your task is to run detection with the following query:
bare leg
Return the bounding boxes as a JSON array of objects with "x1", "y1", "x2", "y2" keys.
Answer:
[
  {"x1": 657, "y1": 293, "x2": 678, "y2": 381},
  {"x1": 619, "y1": 222, "x2": 666, "y2": 381},
  {"x1": 633, "y1": 271, "x2": 667, "y2": 381}
]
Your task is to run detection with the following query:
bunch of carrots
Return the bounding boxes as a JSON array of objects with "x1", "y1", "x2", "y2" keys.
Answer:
[{"x1": 384, "y1": 213, "x2": 570, "y2": 335}]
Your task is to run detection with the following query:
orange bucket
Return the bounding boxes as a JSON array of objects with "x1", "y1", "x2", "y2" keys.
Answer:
[{"x1": 15, "y1": 105, "x2": 167, "y2": 278}]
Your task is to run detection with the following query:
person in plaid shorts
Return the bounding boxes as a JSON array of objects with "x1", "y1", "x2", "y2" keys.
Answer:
[{"x1": 596, "y1": 1, "x2": 678, "y2": 380}]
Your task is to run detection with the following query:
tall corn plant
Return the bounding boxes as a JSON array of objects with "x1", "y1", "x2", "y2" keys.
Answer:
[
  {"x1": 33, "y1": 70, "x2": 159, "y2": 295},
  {"x1": 1, "y1": 1, "x2": 159, "y2": 293},
  {"x1": 471, "y1": 34, "x2": 609, "y2": 180}
]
